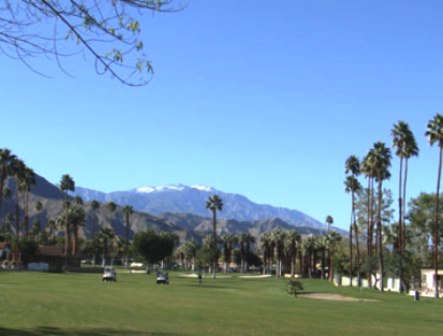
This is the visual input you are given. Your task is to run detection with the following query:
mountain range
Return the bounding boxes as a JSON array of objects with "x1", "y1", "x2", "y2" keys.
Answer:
[
  {"x1": 1, "y1": 176, "x2": 335, "y2": 243},
  {"x1": 73, "y1": 184, "x2": 327, "y2": 230}
]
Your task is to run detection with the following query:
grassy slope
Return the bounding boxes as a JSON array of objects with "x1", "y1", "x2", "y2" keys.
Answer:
[{"x1": 1, "y1": 271, "x2": 442, "y2": 336}]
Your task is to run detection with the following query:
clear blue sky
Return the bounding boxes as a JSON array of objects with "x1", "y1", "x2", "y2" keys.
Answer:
[{"x1": 1, "y1": 0, "x2": 443, "y2": 230}]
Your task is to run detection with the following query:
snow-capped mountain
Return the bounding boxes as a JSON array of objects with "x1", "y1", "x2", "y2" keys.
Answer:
[{"x1": 74, "y1": 184, "x2": 327, "y2": 230}]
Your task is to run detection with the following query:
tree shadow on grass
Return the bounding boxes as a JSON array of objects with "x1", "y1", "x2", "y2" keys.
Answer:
[{"x1": 0, "y1": 327, "x2": 182, "y2": 336}]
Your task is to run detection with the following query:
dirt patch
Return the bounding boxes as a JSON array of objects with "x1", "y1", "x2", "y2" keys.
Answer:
[{"x1": 300, "y1": 293, "x2": 378, "y2": 302}]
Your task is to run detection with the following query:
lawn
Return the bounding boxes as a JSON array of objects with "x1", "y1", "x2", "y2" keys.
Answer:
[{"x1": 1, "y1": 271, "x2": 442, "y2": 336}]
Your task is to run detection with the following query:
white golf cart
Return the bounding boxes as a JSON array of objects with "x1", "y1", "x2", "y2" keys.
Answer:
[
  {"x1": 156, "y1": 271, "x2": 169, "y2": 285},
  {"x1": 102, "y1": 267, "x2": 117, "y2": 282}
]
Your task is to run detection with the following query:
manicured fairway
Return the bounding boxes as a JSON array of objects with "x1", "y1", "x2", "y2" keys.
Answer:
[{"x1": 1, "y1": 271, "x2": 442, "y2": 335}]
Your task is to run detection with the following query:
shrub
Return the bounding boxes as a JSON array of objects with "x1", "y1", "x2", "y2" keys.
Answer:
[{"x1": 287, "y1": 280, "x2": 303, "y2": 297}]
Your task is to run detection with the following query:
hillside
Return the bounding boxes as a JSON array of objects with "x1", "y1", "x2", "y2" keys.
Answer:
[
  {"x1": 74, "y1": 184, "x2": 327, "y2": 230},
  {"x1": 0, "y1": 176, "x2": 334, "y2": 243}
]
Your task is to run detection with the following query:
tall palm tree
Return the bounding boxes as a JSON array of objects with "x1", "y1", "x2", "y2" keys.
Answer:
[
  {"x1": 2, "y1": 187, "x2": 12, "y2": 230},
  {"x1": 97, "y1": 226, "x2": 115, "y2": 266},
  {"x1": 0, "y1": 148, "x2": 16, "y2": 222},
  {"x1": 221, "y1": 234, "x2": 236, "y2": 273},
  {"x1": 182, "y1": 238, "x2": 198, "y2": 271},
  {"x1": 325, "y1": 215, "x2": 334, "y2": 233},
  {"x1": 205, "y1": 195, "x2": 223, "y2": 278},
  {"x1": 285, "y1": 230, "x2": 301, "y2": 278},
  {"x1": 122, "y1": 205, "x2": 134, "y2": 267},
  {"x1": 11, "y1": 158, "x2": 26, "y2": 242},
  {"x1": 271, "y1": 229, "x2": 286, "y2": 277},
  {"x1": 425, "y1": 113, "x2": 443, "y2": 298},
  {"x1": 260, "y1": 232, "x2": 273, "y2": 274},
  {"x1": 300, "y1": 235, "x2": 314, "y2": 278},
  {"x1": 60, "y1": 174, "x2": 75, "y2": 257},
  {"x1": 325, "y1": 215, "x2": 334, "y2": 279},
  {"x1": 372, "y1": 142, "x2": 391, "y2": 291},
  {"x1": 392, "y1": 121, "x2": 419, "y2": 253},
  {"x1": 68, "y1": 204, "x2": 86, "y2": 256},
  {"x1": 362, "y1": 149, "x2": 376, "y2": 288},
  {"x1": 316, "y1": 235, "x2": 328, "y2": 279},
  {"x1": 89, "y1": 200, "x2": 100, "y2": 236},
  {"x1": 20, "y1": 166, "x2": 36, "y2": 238},
  {"x1": 326, "y1": 231, "x2": 342, "y2": 281},
  {"x1": 392, "y1": 120, "x2": 419, "y2": 293},
  {"x1": 238, "y1": 232, "x2": 255, "y2": 273},
  {"x1": 345, "y1": 175, "x2": 362, "y2": 286},
  {"x1": 345, "y1": 155, "x2": 361, "y2": 286}
]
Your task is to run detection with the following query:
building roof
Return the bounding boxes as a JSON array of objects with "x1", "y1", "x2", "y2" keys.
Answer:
[{"x1": 35, "y1": 246, "x2": 64, "y2": 257}]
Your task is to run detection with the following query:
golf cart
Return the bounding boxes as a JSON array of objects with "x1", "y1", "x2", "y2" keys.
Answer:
[
  {"x1": 156, "y1": 271, "x2": 169, "y2": 285},
  {"x1": 102, "y1": 267, "x2": 117, "y2": 282}
]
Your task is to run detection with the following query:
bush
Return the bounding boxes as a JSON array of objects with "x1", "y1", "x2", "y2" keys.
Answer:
[{"x1": 287, "y1": 280, "x2": 303, "y2": 297}]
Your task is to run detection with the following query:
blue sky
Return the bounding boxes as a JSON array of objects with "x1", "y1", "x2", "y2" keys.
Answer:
[{"x1": 1, "y1": 0, "x2": 443, "y2": 230}]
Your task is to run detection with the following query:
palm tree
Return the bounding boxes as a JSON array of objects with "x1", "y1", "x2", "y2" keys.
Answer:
[
  {"x1": 20, "y1": 166, "x2": 36, "y2": 238},
  {"x1": 46, "y1": 219, "x2": 57, "y2": 243},
  {"x1": 345, "y1": 175, "x2": 362, "y2": 286},
  {"x1": 260, "y1": 232, "x2": 273, "y2": 274},
  {"x1": 89, "y1": 200, "x2": 100, "y2": 236},
  {"x1": 425, "y1": 113, "x2": 443, "y2": 298},
  {"x1": 316, "y1": 235, "x2": 328, "y2": 279},
  {"x1": 2, "y1": 187, "x2": 12, "y2": 229},
  {"x1": 326, "y1": 231, "x2": 342, "y2": 281},
  {"x1": 285, "y1": 230, "x2": 301, "y2": 278},
  {"x1": 325, "y1": 215, "x2": 334, "y2": 279},
  {"x1": 122, "y1": 205, "x2": 134, "y2": 267},
  {"x1": 362, "y1": 149, "x2": 376, "y2": 288},
  {"x1": 372, "y1": 142, "x2": 392, "y2": 291},
  {"x1": 60, "y1": 174, "x2": 75, "y2": 257},
  {"x1": 0, "y1": 148, "x2": 16, "y2": 222},
  {"x1": 205, "y1": 195, "x2": 223, "y2": 278},
  {"x1": 325, "y1": 215, "x2": 334, "y2": 233},
  {"x1": 106, "y1": 201, "x2": 117, "y2": 212},
  {"x1": 392, "y1": 120, "x2": 419, "y2": 293},
  {"x1": 97, "y1": 226, "x2": 115, "y2": 266},
  {"x1": 238, "y1": 232, "x2": 255, "y2": 273},
  {"x1": 11, "y1": 158, "x2": 26, "y2": 242},
  {"x1": 182, "y1": 239, "x2": 198, "y2": 271},
  {"x1": 68, "y1": 204, "x2": 86, "y2": 256},
  {"x1": 392, "y1": 121, "x2": 419, "y2": 252},
  {"x1": 345, "y1": 155, "x2": 361, "y2": 286},
  {"x1": 221, "y1": 234, "x2": 236, "y2": 273},
  {"x1": 271, "y1": 229, "x2": 286, "y2": 277}
]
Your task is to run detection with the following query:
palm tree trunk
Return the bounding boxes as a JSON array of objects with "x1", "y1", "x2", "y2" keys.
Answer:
[
  {"x1": 212, "y1": 209, "x2": 217, "y2": 278},
  {"x1": 72, "y1": 225, "x2": 78, "y2": 256},
  {"x1": 377, "y1": 179, "x2": 384, "y2": 292},
  {"x1": 354, "y1": 220, "x2": 361, "y2": 287},
  {"x1": 349, "y1": 183, "x2": 355, "y2": 286},
  {"x1": 24, "y1": 190, "x2": 29, "y2": 239},
  {"x1": 399, "y1": 158, "x2": 410, "y2": 293},
  {"x1": 349, "y1": 221, "x2": 353, "y2": 286},
  {"x1": 398, "y1": 157, "x2": 403, "y2": 253},
  {"x1": 14, "y1": 188, "x2": 20, "y2": 243},
  {"x1": 125, "y1": 214, "x2": 130, "y2": 268},
  {"x1": 367, "y1": 178, "x2": 374, "y2": 288},
  {"x1": 433, "y1": 147, "x2": 442, "y2": 298},
  {"x1": 403, "y1": 162, "x2": 409, "y2": 253},
  {"x1": 321, "y1": 248, "x2": 326, "y2": 279},
  {"x1": 397, "y1": 157, "x2": 404, "y2": 293}
]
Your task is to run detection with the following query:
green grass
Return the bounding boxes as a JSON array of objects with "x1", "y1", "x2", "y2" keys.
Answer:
[{"x1": 1, "y1": 271, "x2": 442, "y2": 335}]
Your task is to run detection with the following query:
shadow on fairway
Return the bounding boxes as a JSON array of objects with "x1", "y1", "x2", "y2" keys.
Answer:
[
  {"x1": 0, "y1": 327, "x2": 182, "y2": 336},
  {"x1": 184, "y1": 283, "x2": 239, "y2": 290}
]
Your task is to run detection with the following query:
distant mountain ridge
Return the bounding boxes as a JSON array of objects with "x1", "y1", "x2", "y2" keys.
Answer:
[
  {"x1": 1, "y1": 176, "x2": 339, "y2": 243},
  {"x1": 74, "y1": 184, "x2": 327, "y2": 231}
]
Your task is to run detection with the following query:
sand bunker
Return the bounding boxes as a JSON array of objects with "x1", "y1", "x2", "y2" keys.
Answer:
[
  {"x1": 301, "y1": 293, "x2": 378, "y2": 302},
  {"x1": 239, "y1": 274, "x2": 273, "y2": 279}
]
